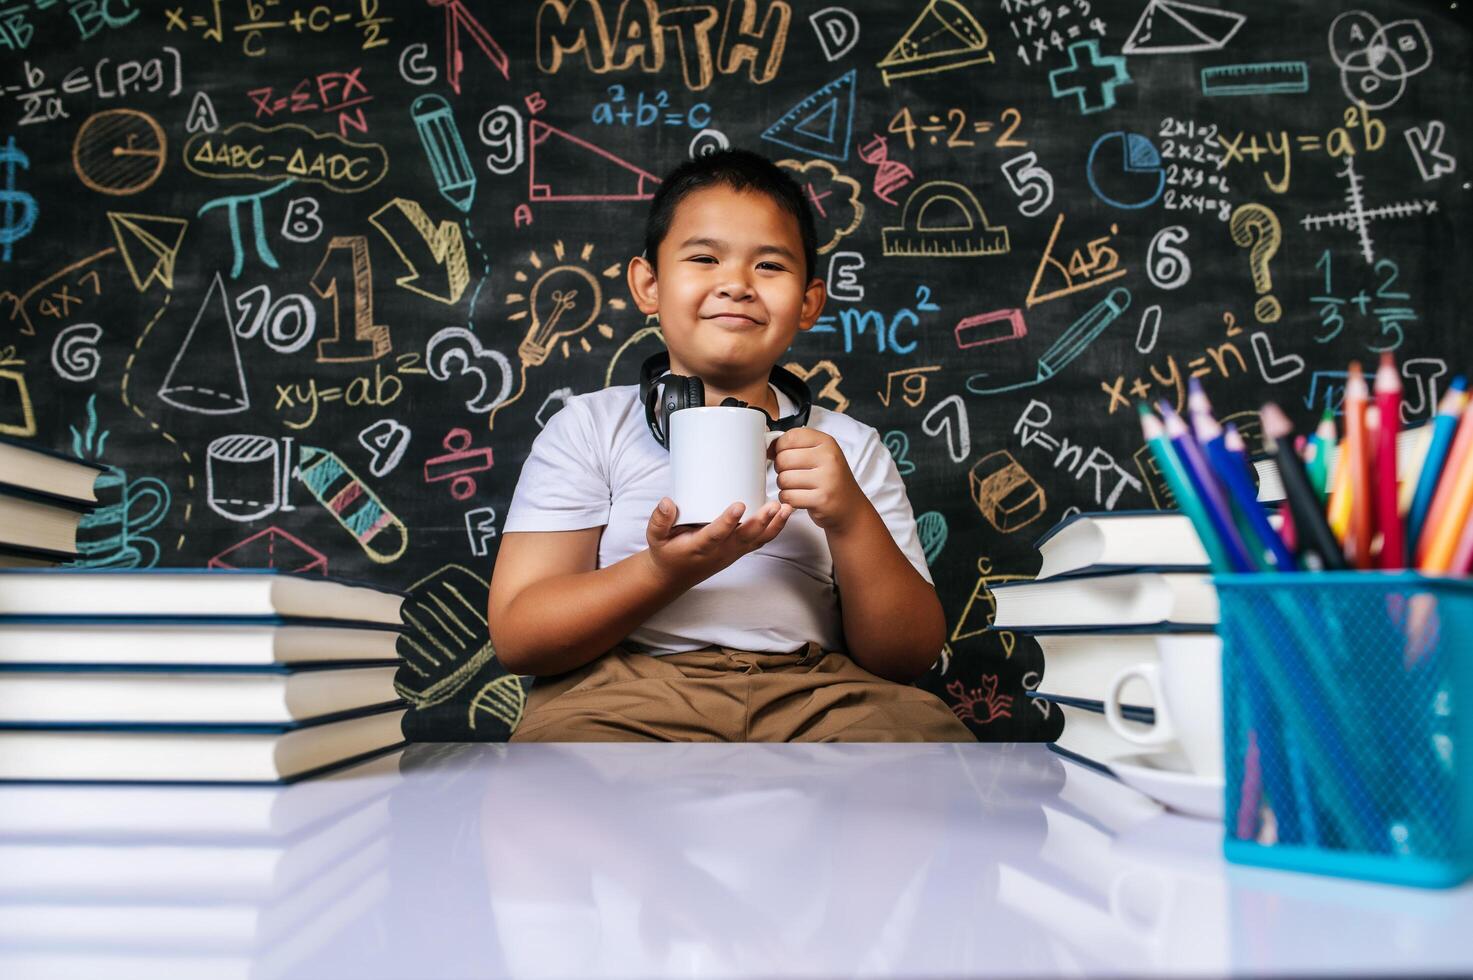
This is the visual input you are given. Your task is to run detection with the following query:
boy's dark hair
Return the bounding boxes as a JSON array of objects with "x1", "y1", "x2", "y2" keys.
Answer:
[{"x1": 643, "y1": 148, "x2": 819, "y2": 283}]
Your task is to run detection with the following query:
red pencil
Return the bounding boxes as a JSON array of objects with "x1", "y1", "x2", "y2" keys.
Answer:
[
  {"x1": 1344, "y1": 362, "x2": 1374, "y2": 569},
  {"x1": 1374, "y1": 352, "x2": 1403, "y2": 568}
]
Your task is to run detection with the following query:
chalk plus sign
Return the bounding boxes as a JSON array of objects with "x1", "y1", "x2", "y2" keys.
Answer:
[{"x1": 1049, "y1": 40, "x2": 1131, "y2": 115}]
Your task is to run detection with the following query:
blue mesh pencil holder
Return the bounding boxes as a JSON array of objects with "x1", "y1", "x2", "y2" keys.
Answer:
[{"x1": 1216, "y1": 572, "x2": 1473, "y2": 888}]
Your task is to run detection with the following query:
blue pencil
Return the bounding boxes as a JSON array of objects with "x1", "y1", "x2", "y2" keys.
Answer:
[
  {"x1": 1208, "y1": 419, "x2": 1297, "y2": 571},
  {"x1": 1159, "y1": 401, "x2": 1256, "y2": 572},
  {"x1": 1408, "y1": 376, "x2": 1467, "y2": 548}
]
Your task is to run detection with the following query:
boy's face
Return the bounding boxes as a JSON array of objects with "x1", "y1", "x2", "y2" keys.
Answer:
[{"x1": 628, "y1": 185, "x2": 826, "y2": 386}]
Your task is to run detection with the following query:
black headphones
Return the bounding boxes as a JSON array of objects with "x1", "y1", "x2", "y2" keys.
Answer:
[{"x1": 639, "y1": 351, "x2": 812, "y2": 450}]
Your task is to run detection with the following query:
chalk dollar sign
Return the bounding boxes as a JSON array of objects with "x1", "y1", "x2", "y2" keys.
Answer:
[{"x1": 0, "y1": 136, "x2": 39, "y2": 263}]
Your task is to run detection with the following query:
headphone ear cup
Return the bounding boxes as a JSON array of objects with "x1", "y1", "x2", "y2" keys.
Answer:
[{"x1": 681, "y1": 376, "x2": 704, "y2": 410}]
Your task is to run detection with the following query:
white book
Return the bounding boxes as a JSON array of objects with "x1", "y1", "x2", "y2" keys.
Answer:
[
  {"x1": 0, "y1": 490, "x2": 88, "y2": 556},
  {"x1": 1050, "y1": 703, "x2": 1167, "y2": 769},
  {"x1": 0, "y1": 436, "x2": 103, "y2": 505},
  {"x1": 0, "y1": 569, "x2": 404, "y2": 626},
  {"x1": 0, "y1": 707, "x2": 405, "y2": 783},
  {"x1": 1033, "y1": 511, "x2": 1208, "y2": 581},
  {"x1": 0, "y1": 664, "x2": 401, "y2": 725},
  {"x1": 990, "y1": 572, "x2": 1217, "y2": 630},
  {"x1": 1036, "y1": 633, "x2": 1221, "y2": 706},
  {"x1": 0, "y1": 749, "x2": 401, "y2": 838},
  {"x1": 0, "y1": 794, "x2": 387, "y2": 901},
  {"x1": 0, "y1": 620, "x2": 402, "y2": 667}
]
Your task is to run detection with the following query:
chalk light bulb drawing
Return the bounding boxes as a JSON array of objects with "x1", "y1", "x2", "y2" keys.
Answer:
[
  {"x1": 520, "y1": 266, "x2": 600, "y2": 365},
  {"x1": 489, "y1": 240, "x2": 624, "y2": 428}
]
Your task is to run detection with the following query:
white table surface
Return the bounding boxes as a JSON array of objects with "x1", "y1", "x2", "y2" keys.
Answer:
[{"x1": 1, "y1": 741, "x2": 1470, "y2": 978}]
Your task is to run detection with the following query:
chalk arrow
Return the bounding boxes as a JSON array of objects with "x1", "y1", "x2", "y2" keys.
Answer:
[{"x1": 369, "y1": 198, "x2": 470, "y2": 305}]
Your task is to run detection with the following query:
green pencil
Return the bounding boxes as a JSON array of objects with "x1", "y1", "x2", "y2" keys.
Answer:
[
  {"x1": 1138, "y1": 402, "x2": 1231, "y2": 571},
  {"x1": 1304, "y1": 409, "x2": 1336, "y2": 502}
]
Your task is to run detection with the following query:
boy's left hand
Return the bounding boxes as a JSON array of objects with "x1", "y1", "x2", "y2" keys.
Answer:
[{"x1": 769, "y1": 428, "x2": 866, "y2": 532}]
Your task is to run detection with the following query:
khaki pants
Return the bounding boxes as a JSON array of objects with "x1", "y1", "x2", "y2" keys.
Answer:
[{"x1": 509, "y1": 641, "x2": 976, "y2": 743}]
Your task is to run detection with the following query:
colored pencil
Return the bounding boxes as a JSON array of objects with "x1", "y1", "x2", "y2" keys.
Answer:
[
  {"x1": 1450, "y1": 505, "x2": 1473, "y2": 574},
  {"x1": 1160, "y1": 401, "x2": 1255, "y2": 572},
  {"x1": 1260, "y1": 403, "x2": 1348, "y2": 571},
  {"x1": 1328, "y1": 434, "x2": 1353, "y2": 542},
  {"x1": 1303, "y1": 412, "x2": 1335, "y2": 503},
  {"x1": 1210, "y1": 419, "x2": 1296, "y2": 571},
  {"x1": 1374, "y1": 353, "x2": 1404, "y2": 568},
  {"x1": 1415, "y1": 399, "x2": 1473, "y2": 565},
  {"x1": 1138, "y1": 403, "x2": 1231, "y2": 572},
  {"x1": 1419, "y1": 432, "x2": 1473, "y2": 573},
  {"x1": 1408, "y1": 376, "x2": 1468, "y2": 548},
  {"x1": 1343, "y1": 364, "x2": 1374, "y2": 569}
]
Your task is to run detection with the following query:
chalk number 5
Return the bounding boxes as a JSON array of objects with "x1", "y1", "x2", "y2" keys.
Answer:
[{"x1": 1000, "y1": 152, "x2": 1053, "y2": 218}]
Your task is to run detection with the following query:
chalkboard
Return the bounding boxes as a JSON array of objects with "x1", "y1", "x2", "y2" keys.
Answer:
[{"x1": 2, "y1": 1, "x2": 1469, "y2": 742}]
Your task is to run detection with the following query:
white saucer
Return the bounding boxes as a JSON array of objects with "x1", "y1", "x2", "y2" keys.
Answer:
[{"x1": 1109, "y1": 753, "x2": 1224, "y2": 820}]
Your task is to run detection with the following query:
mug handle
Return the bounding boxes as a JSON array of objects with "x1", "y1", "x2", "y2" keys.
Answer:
[
  {"x1": 1104, "y1": 663, "x2": 1175, "y2": 746},
  {"x1": 124, "y1": 478, "x2": 170, "y2": 536}
]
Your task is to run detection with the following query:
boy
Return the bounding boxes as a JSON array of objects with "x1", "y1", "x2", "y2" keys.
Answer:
[{"x1": 489, "y1": 149, "x2": 972, "y2": 742}]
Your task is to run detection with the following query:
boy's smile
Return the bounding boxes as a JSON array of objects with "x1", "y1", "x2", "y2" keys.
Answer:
[{"x1": 628, "y1": 184, "x2": 826, "y2": 415}]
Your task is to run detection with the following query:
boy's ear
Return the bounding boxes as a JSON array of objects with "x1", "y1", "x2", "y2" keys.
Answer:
[
  {"x1": 627, "y1": 255, "x2": 660, "y2": 316},
  {"x1": 797, "y1": 277, "x2": 827, "y2": 332}
]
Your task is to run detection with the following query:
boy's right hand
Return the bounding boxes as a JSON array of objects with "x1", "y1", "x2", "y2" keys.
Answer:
[{"x1": 646, "y1": 497, "x2": 792, "y2": 587}]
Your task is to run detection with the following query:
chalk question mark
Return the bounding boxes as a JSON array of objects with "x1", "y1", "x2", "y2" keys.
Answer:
[{"x1": 1229, "y1": 203, "x2": 1282, "y2": 324}]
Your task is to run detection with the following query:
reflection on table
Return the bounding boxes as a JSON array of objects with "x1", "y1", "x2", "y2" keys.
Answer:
[{"x1": 1, "y1": 742, "x2": 1469, "y2": 978}]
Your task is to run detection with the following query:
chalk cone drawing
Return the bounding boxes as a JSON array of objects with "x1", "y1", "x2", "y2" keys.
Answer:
[
  {"x1": 159, "y1": 272, "x2": 250, "y2": 415},
  {"x1": 761, "y1": 70, "x2": 856, "y2": 163},
  {"x1": 527, "y1": 120, "x2": 661, "y2": 201},
  {"x1": 1122, "y1": 0, "x2": 1246, "y2": 55},
  {"x1": 878, "y1": 0, "x2": 994, "y2": 86}
]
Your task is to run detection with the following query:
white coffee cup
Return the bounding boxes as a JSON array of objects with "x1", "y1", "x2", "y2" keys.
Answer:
[
  {"x1": 668, "y1": 406, "x2": 781, "y2": 525},
  {"x1": 1103, "y1": 641, "x2": 1223, "y2": 781}
]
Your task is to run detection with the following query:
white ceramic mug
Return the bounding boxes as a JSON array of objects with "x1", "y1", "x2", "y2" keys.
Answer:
[
  {"x1": 668, "y1": 406, "x2": 781, "y2": 525},
  {"x1": 1103, "y1": 642, "x2": 1223, "y2": 781}
]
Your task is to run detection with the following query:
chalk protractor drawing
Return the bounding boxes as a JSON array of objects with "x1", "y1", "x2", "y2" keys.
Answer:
[
  {"x1": 877, "y1": 0, "x2": 994, "y2": 86},
  {"x1": 1122, "y1": 0, "x2": 1246, "y2": 55},
  {"x1": 527, "y1": 120, "x2": 661, "y2": 202},
  {"x1": 882, "y1": 181, "x2": 1009, "y2": 257},
  {"x1": 761, "y1": 70, "x2": 856, "y2": 163}
]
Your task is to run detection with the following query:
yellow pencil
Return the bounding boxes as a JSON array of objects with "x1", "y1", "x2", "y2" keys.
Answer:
[{"x1": 1328, "y1": 435, "x2": 1354, "y2": 541}]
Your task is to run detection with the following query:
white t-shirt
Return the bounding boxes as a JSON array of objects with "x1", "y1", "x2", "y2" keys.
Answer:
[{"x1": 502, "y1": 383, "x2": 932, "y2": 655}]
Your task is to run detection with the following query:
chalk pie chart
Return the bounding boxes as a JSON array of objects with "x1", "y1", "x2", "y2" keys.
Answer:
[{"x1": 1086, "y1": 131, "x2": 1165, "y2": 210}]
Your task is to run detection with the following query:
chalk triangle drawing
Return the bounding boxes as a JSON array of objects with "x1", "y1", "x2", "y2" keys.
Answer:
[
  {"x1": 877, "y1": 0, "x2": 994, "y2": 86},
  {"x1": 1122, "y1": 0, "x2": 1245, "y2": 55},
  {"x1": 761, "y1": 70, "x2": 856, "y2": 162},
  {"x1": 108, "y1": 212, "x2": 188, "y2": 292},
  {"x1": 527, "y1": 120, "x2": 661, "y2": 202}
]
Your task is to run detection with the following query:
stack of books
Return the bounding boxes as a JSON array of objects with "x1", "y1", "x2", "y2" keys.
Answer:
[
  {"x1": 0, "y1": 569, "x2": 408, "y2": 782},
  {"x1": 0, "y1": 436, "x2": 105, "y2": 568},
  {"x1": 989, "y1": 511, "x2": 1220, "y2": 772}
]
